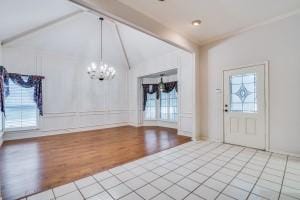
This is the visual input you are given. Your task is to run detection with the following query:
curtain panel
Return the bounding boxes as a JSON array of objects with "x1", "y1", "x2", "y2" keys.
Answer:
[
  {"x1": 7, "y1": 73, "x2": 45, "y2": 115},
  {"x1": 0, "y1": 66, "x2": 45, "y2": 116},
  {"x1": 0, "y1": 66, "x2": 9, "y2": 113},
  {"x1": 142, "y1": 84, "x2": 159, "y2": 111},
  {"x1": 142, "y1": 81, "x2": 178, "y2": 111}
]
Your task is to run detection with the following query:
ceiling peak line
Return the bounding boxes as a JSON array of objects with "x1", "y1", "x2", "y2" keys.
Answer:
[
  {"x1": 1, "y1": 10, "x2": 84, "y2": 46},
  {"x1": 114, "y1": 24, "x2": 131, "y2": 70},
  {"x1": 68, "y1": 0, "x2": 196, "y2": 53}
]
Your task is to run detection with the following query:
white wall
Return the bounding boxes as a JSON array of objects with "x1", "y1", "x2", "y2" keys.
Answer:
[
  {"x1": 2, "y1": 45, "x2": 129, "y2": 140},
  {"x1": 199, "y1": 13, "x2": 300, "y2": 155},
  {"x1": 129, "y1": 50, "x2": 195, "y2": 138},
  {"x1": 0, "y1": 43, "x2": 3, "y2": 146}
]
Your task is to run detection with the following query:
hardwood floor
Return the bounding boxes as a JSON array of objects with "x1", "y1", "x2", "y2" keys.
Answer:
[{"x1": 0, "y1": 126, "x2": 191, "y2": 200}]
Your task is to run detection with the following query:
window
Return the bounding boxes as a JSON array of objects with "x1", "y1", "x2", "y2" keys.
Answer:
[
  {"x1": 4, "y1": 78, "x2": 38, "y2": 130},
  {"x1": 160, "y1": 88, "x2": 177, "y2": 121},
  {"x1": 230, "y1": 73, "x2": 257, "y2": 113},
  {"x1": 144, "y1": 92, "x2": 156, "y2": 120}
]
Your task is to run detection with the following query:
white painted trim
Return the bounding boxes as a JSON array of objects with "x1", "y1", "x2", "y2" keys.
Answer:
[
  {"x1": 269, "y1": 149, "x2": 300, "y2": 158},
  {"x1": 264, "y1": 61, "x2": 270, "y2": 151},
  {"x1": 127, "y1": 122, "x2": 141, "y2": 127},
  {"x1": 178, "y1": 130, "x2": 193, "y2": 138},
  {"x1": 4, "y1": 122, "x2": 128, "y2": 141},
  {"x1": 197, "y1": 137, "x2": 300, "y2": 157},
  {"x1": 143, "y1": 120, "x2": 177, "y2": 129},
  {"x1": 198, "y1": 136, "x2": 208, "y2": 141},
  {"x1": 221, "y1": 61, "x2": 270, "y2": 151},
  {"x1": 0, "y1": 132, "x2": 3, "y2": 147}
]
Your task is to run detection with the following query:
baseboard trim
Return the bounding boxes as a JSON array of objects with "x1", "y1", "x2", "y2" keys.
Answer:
[
  {"x1": 142, "y1": 120, "x2": 177, "y2": 129},
  {"x1": 3, "y1": 123, "x2": 193, "y2": 141},
  {"x1": 198, "y1": 136, "x2": 300, "y2": 157},
  {"x1": 127, "y1": 123, "x2": 141, "y2": 127},
  {"x1": 177, "y1": 130, "x2": 192, "y2": 137},
  {"x1": 269, "y1": 149, "x2": 300, "y2": 158},
  {"x1": 3, "y1": 122, "x2": 129, "y2": 141}
]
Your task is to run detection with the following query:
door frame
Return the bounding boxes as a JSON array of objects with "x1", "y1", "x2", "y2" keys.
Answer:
[{"x1": 221, "y1": 61, "x2": 270, "y2": 151}]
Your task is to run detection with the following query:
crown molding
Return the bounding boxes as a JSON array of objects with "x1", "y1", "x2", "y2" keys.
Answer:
[{"x1": 198, "y1": 8, "x2": 300, "y2": 46}]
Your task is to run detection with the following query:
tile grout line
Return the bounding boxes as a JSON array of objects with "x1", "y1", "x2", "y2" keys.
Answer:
[
  {"x1": 125, "y1": 142, "x2": 222, "y2": 200},
  {"x1": 87, "y1": 141, "x2": 216, "y2": 200},
  {"x1": 73, "y1": 181, "x2": 86, "y2": 200},
  {"x1": 181, "y1": 146, "x2": 247, "y2": 200},
  {"x1": 129, "y1": 141, "x2": 219, "y2": 200},
  {"x1": 245, "y1": 152, "x2": 273, "y2": 200},
  {"x1": 91, "y1": 175, "x2": 117, "y2": 200},
  {"x1": 47, "y1": 141, "x2": 204, "y2": 200},
  {"x1": 152, "y1": 143, "x2": 228, "y2": 200},
  {"x1": 214, "y1": 149, "x2": 258, "y2": 200},
  {"x1": 140, "y1": 142, "x2": 222, "y2": 200},
  {"x1": 20, "y1": 140, "x2": 194, "y2": 200},
  {"x1": 25, "y1": 141, "x2": 295, "y2": 200},
  {"x1": 124, "y1": 141, "x2": 217, "y2": 200},
  {"x1": 278, "y1": 155, "x2": 289, "y2": 200}
]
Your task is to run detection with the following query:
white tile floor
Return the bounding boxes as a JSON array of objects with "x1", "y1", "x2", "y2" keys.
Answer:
[{"x1": 24, "y1": 141, "x2": 300, "y2": 200}]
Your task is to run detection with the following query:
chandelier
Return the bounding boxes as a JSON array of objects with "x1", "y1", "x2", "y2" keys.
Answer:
[
  {"x1": 158, "y1": 74, "x2": 165, "y2": 92},
  {"x1": 87, "y1": 17, "x2": 116, "y2": 81}
]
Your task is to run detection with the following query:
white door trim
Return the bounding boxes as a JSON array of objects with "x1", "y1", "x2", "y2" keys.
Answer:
[{"x1": 220, "y1": 61, "x2": 269, "y2": 151}]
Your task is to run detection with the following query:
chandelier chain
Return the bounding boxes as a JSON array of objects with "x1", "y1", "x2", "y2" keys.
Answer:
[
  {"x1": 87, "y1": 17, "x2": 116, "y2": 81},
  {"x1": 100, "y1": 17, "x2": 103, "y2": 62}
]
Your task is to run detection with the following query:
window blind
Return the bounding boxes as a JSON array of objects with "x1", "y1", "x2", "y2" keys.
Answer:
[
  {"x1": 144, "y1": 92, "x2": 156, "y2": 120},
  {"x1": 160, "y1": 88, "x2": 177, "y2": 121},
  {"x1": 4, "y1": 79, "x2": 37, "y2": 130}
]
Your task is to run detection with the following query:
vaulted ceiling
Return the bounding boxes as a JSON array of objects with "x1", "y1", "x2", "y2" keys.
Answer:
[
  {"x1": 1, "y1": 0, "x2": 300, "y2": 66},
  {"x1": 118, "y1": 0, "x2": 300, "y2": 44},
  {"x1": 0, "y1": 0, "x2": 178, "y2": 67}
]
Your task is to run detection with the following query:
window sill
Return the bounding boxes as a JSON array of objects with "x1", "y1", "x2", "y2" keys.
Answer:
[{"x1": 144, "y1": 119, "x2": 177, "y2": 123}]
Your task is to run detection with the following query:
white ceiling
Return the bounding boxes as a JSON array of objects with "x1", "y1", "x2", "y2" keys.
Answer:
[
  {"x1": 0, "y1": 0, "x2": 178, "y2": 67},
  {"x1": 117, "y1": 22, "x2": 177, "y2": 65},
  {"x1": 0, "y1": 0, "x2": 79, "y2": 41},
  {"x1": 118, "y1": 0, "x2": 300, "y2": 44}
]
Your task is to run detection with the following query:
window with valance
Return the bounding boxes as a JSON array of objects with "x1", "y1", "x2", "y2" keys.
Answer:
[
  {"x1": 142, "y1": 81, "x2": 178, "y2": 122},
  {"x1": 0, "y1": 66, "x2": 44, "y2": 130}
]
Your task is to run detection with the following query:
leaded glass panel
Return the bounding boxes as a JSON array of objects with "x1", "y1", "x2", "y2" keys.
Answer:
[{"x1": 230, "y1": 73, "x2": 257, "y2": 113}]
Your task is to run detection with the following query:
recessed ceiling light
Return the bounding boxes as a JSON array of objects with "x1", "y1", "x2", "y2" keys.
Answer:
[{"x1": 192, "y1": 20, "x2": 202, "y2": 26}]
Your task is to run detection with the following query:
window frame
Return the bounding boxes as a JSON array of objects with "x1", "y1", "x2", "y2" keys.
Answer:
[
  {"x1": 143, "y1": 89, "x2": 178, "y2": 123},
  {"x1": 159, "y1": 89, "x2": 177, "y2": 122},
  {"x1": 4, "y1": 78, "x2": 40, "y2": 132},
  {"x1": 143, "y1": 92, "x2": 158, "y2": 121}
]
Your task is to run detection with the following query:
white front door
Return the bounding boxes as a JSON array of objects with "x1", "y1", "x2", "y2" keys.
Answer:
[{"x1": 223, "y1": 64, "x2": 266, "y2": 150}]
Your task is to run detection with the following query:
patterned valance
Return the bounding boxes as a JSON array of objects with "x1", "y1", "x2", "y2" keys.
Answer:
[
  {"x1": 164, "y1": 81, "x2": 178, "y2": 93},
  {"x1": 142, "y1": 81, "x2": 178, "y2": 111},
  {"x1": 0, "y1": 66, "x2": 45, "y2": 116},
  {"x1": 142, "y1": 84, "x2": 159, "y2": 111}
]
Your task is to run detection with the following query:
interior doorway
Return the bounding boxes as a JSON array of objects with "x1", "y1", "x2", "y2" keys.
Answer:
[{"x1": 140, "y1": 69, "x2": 178, "y2": 129}]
